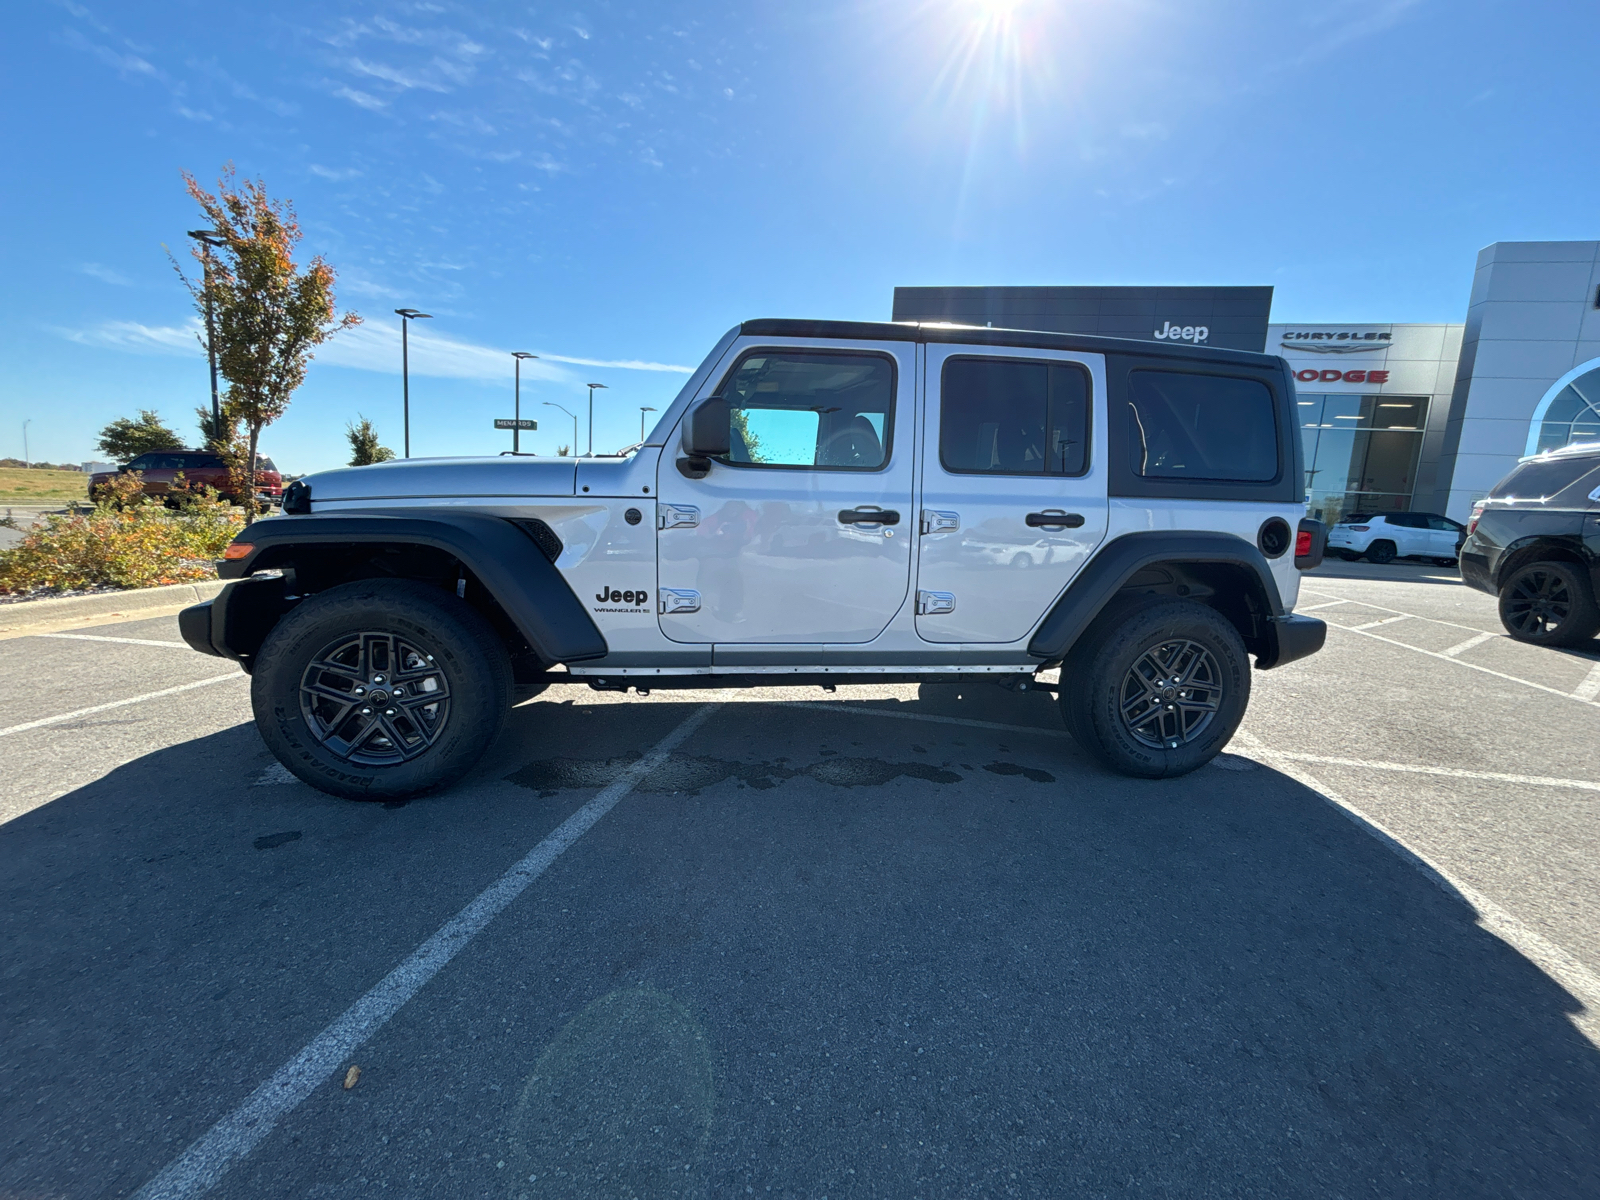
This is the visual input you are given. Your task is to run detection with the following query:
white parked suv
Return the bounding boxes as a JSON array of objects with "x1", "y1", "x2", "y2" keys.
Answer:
[
  {"x1": 179, "y1": 319, "x2": 1328, "y2": 798},
  {"x1": 1326, "y1": 511, "x2": 1465, "y2": 565}
]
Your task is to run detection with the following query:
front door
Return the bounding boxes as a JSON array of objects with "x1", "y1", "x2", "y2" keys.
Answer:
[
  {"x1": 915, "y1": 344, "x2": 1109, "y2": 643},
  {"x1": 656, "y1": 342, "x2": 915, "y2": 644}
]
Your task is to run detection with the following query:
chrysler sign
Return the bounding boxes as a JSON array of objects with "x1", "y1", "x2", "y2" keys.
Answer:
[{"x1": 1280, "y1": 330, "x2": 1392, "y2": 353}]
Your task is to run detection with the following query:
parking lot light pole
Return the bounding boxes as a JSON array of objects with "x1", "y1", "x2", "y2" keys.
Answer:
[
  {"x1": 22, "y1": 419, "x2": 30, "y2": 468},
  {"x1": 511, "y1": 353, "x2": 538, "y2": 453},
  {"x1": 544, "y1": 402, "x2": 577, "y2": 456},
  {"x1": 585, "y1": 383, "x2": 608, "y2": 456},
  {"x1": 639, "y1": 406, "x2": 657, "y2": 441},
  {"x1": 394, "y1": 309, "x2": 432, "y2": 457},
  {"x1": 187, "y1": 230, "x2": 227, "y2": 439}
]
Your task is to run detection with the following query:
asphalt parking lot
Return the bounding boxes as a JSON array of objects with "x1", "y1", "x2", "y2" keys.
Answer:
[{"x1": 3, "y1": 566, "x2": 1599, "y2": 1199}]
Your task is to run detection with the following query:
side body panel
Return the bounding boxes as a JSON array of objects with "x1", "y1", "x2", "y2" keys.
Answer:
[{"x1": 914, "y1": 344, "x2": 1111, "y2": 643}]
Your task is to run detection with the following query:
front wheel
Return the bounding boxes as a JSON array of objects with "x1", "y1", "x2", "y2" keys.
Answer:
[
  {"x1": 1060, "y1": 600, "x2": 1251, "y2": 779},
  {"x1": 251, "y1": 579, "x2": 512, "y2": 800},
  {"x1": 1498, "y1": 561, "x2": 1600, "y2": 647}
]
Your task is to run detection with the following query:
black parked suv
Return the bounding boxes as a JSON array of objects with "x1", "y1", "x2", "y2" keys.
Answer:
[{"x1": 1459, "y1": 443, "x2": 1600, "y2": 647}]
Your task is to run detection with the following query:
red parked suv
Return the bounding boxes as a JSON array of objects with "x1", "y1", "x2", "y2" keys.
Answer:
[{"x1": 88, "y1": 450, "x2": 283, "y2": 506}]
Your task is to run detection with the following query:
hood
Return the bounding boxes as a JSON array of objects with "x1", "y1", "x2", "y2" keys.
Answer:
[{"x1": 304, "y1": 456, "x2": 579, "y2": 502}]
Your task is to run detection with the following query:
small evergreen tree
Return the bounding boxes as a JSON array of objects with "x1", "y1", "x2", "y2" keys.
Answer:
[
  {"x1": 96, "y1": 410, "x2": 185, "y2": 461},
  {"x1": 346, "y1": 415, "x2": 396, "y2": 466}
]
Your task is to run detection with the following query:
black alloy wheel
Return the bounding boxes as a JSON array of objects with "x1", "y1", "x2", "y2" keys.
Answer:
[
  {"x1": 1498, "y1": 561, "x2": 1600, "y2": 648},
  {"x1": 299, "y1": 632, "x2": 452, "y2": 765},
  {"x1": 1364, "y1": 540, "x2": 1397, "y2": 564},
  {"x1": 1060, "y1": 599, "x2": 1250, "y2": 779},
  {"x1": 252, "y1": 579, "x2": 511, "y2": 800},
  {"x1": 1117, "y1": 639, "x2": 1223, "y2": 750}
]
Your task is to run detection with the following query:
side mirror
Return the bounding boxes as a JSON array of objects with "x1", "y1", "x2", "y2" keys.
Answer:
[{"x1": 678, "y1": 396, "x2": 730, "y2": 478}]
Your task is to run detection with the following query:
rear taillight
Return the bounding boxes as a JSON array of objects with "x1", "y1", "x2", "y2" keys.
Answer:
[
  {"x1": 1349, "y1": 525, "x2": 1369, "y2": 531},
  {"x1": 1295, "y1": 530, "x2": 1313, "y2": 558},
  {"x1": 1467, "y1": 502, "x2": 1486, "y2": 537}
]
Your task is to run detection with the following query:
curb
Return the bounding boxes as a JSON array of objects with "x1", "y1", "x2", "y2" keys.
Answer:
[{"x1": 0, "y1": 579, "x2": 228, "y2": 631}]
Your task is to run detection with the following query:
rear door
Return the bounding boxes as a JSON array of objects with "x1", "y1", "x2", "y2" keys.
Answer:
[
  {"x1": 655, "y1": 341, "x2": 915, "y2": 644},
  {"x1": 915, "y1": 344, "x2": 1109, "y2": 643}
]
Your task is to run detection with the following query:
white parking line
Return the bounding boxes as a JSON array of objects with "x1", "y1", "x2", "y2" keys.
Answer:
[
  {"x1": 1575, "y1": 661, "x2": 1600, "y2": 703},
  {"x1": 1329, "y1": 623, "x2": 1600, "y2": 707},
  {"x1": 1233, "y1": 730, "x2": 1600, "y2": 1047},
  {"x1": 1295, "y1": 599, "x2": 1351, "y2": 612},
  {"x1": 130, "y1": 702, "x2": 719, "y2": 1200},
  {"x1": 1440, "y1": 631, "x2": 1496, "y2": 658},
  {"x1": 1264, "y1": 751, "x2": 1600, "y2": 794},
  {"x1": 40, "y1": 633, "x2": 189, "y2": 648},
  {"x1": 0, "y1": 673, "x2": 244, "y2": 739},
  {"x1": 1299, "y1": 587, "x2": 1485, "y2": 635},
  {"x1": 1347, "y1": 615, "x2": 1411, "y2": 631}
]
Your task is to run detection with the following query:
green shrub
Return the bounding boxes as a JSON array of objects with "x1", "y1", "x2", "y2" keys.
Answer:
[{"x1": 0, "y1": 490, "x2": 243, "y2": 593}]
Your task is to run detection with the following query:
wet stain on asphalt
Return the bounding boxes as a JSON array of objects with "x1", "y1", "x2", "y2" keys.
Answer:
[
  {"x1": 507, "y1": 752, "x2": 963, "y2": 797},
  {"x1": 983, "y1": 761, "x2": 1057, "y2": 784}
]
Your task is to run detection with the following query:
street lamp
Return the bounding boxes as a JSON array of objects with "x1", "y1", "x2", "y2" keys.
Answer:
[
  {"x1": 585, "y1": 382, "x2": 608, "y2": 457},
  {"x1": 21, "y1": 419, "x2": 31, "y2": 469},
  {"x1": 543, "y1": 402, "x2": 577, "y2": 456},
  {"x1": 639, "y1": 406, "x2": 657, "y2": 441},
  {"x1": 511, "y1": 352, "x2": 538, "y2": 453},
  {"x1": 187, "y1": 230, "x2": 226, "y2": 441},
  {"x1": 395, "y1": 309, "x2": 432, "y2": 457}
]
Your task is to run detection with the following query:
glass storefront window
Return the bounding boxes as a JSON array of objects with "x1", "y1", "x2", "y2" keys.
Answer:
[{"x1": 1300, "y1": 393, "x2": 1428, "y2": 524}]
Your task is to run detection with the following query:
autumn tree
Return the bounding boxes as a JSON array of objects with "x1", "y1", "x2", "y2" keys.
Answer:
[
  {"x1": 345, "y1": 415, "x2": 395, "y2": 466},
  {"x1": 97, "y1": 410, "x2": 184, "y2": 461},
  {"x1": 174, "y1": 165, "x2": 359, "y2": 522}
]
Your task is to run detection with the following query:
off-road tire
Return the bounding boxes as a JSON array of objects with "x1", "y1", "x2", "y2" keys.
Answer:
[
  {"x1": 251, "y1": 579, "x2": 512, "y2": 800},
  {"x1": 1060, "y1": 599, "x2": 1251, "y2": 779},
  {"x1": 1498, "y1": 561, "x2": 1600, "y2": 648},
  {"x1": 1364, "y1": 540, "x2": 1397, "y2": 565}
]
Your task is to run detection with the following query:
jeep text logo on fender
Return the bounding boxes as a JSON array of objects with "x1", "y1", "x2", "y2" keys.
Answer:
[
  {"x1": 1153, "y1": 321, "x2": 1208, "y2": 343},
  {"x1": 594, "y1": 587, "x2": 650, "y2": 608}
]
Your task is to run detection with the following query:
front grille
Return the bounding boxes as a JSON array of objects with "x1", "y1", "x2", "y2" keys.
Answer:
[{"x1": 513, "y1": 519, "x2": 563, "y2": 562}]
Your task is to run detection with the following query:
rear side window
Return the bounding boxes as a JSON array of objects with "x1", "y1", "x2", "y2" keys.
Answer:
[
  {"x1": 1126, "y1": 371, "x2": 1278, "y2": 482},
  {"x1": 255, "y1": 457, "x2": 278, "y2": 472},
  {"x1": 940, "y1": 357, "x2": 1089, "y2": 476},
  {"x1": 1490, "y1": 456, "x2": 1600, "y2": 500}
]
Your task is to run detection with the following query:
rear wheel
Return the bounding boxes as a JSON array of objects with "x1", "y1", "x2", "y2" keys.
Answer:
[
  {"x1": 1060, "y1": 600, "x2": 1251, "y2": 779},
  {"x1": 1364, "y1": 540, "x2": 1397, "y2": 564},
  {"x1": 1498, "y1": 561, "x2": 1600, "y2": 647},
  {"x1": 251, "y1": 579, "x2": 512, "y2": 800}
]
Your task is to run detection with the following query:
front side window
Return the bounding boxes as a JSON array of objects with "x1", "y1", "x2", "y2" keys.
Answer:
[
  {"x1": 716, "y1": 351, "x2": 894, "y2": 470},
  {"x1": 1128, "y1": 371, "x2": 1278, "y2": 482},
  {"x1": 940, "y1": 357, "x2": 1089, "y2": 476}
]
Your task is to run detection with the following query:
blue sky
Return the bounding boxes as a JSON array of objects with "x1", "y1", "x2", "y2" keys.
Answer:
[{"x1": 2, "y1": 0, "x2": 1596, "y2": 473}]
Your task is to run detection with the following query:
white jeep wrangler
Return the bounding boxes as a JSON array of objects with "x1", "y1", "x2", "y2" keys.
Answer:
[{"x1": 181, "y1": 320, "x2": 1327, "y2": 799}]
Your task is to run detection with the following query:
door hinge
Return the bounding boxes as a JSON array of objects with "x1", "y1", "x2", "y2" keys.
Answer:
[
  {"x1": 659, "y1": 588, "x2": 701, "y2": 614},
  {"x1": 920, "y1": 509, "x2": 960, "y2": 535},
  {"x1": 657, "y1": 503, "x2": 700, "y2": 530},
  {"x1": 917, "y1": 590, "x2": 956, "y2": 615}
]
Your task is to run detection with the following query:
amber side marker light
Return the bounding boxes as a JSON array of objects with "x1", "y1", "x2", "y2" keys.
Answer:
[{"x1": 223, "y1": 543, "x2": 253, "y2": 560}]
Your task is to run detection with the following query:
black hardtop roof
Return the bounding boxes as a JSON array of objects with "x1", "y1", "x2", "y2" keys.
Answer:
[{"x1": 739, "y1": 318, "x2": 1284, "y2": 369}]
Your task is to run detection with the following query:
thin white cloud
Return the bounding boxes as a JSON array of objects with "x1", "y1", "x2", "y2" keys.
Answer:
[
  {"x1": 77, "y1": 262, "x2": 132, "y2": 286},
  {"x1": 54, "y1": 319, "x2": 692, "y2": 378},
  {"x1": 348, "y1": 57, "x2": 452, "y2": 92},
  {"x1": 334, "y1": 85, "x2": 388, "y2": 111},
  {"x1": 309, "y1": 163, "x2": 363, "y2": 181}
]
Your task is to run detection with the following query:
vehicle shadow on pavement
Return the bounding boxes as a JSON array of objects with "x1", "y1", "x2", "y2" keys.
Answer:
[{"x1": 2, "y1": 697, "x2": 1599, "y2": 1199}]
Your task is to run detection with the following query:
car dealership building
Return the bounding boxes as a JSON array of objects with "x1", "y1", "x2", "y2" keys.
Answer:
[{"x1": 894, "y1": 240, "x2": 1600, "y2": 522}]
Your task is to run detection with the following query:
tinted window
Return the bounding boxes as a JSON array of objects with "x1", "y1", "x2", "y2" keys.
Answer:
[
  {"x1": 125, "y1": 455, "x2": 156, "y2": 470},
  {"x1": 1490, "y1": 456, "x2": 1600, "y2": 500},
  {"x1": 1385, "y1": 513, "x2": 1425, "y2": 528},
  {"x1": 1126, "y1": 371, "x2": 1278, "y2": 482},
  {"x1": 255, "y1": 456, "x2": 278, "y2": 472},
  {"x1": 940, "y1": 358, "x2": 1089, "y2": 476},
  {"x1": 717, "y1": 351, "x2": 894, "y2": 470},
  {"x1": 1425, "y1": 515, "x2": 1462, "y2": 531}
]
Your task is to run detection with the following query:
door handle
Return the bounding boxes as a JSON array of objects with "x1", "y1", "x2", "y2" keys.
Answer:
[
  {"x1": 1025, "y1": 511, "x2": 1085, "y2": 528},
  {"x1": 838, "y1": 508, "x2": 901, "y2": 525}
]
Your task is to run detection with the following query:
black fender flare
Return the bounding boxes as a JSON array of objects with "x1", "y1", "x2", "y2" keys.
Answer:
[
  {"x1": 204, "y1": 510, "x2": 607, "y2": 665},
  {"x1": 1027, "y1": 530, "x2": 1324, "y2": 670}
]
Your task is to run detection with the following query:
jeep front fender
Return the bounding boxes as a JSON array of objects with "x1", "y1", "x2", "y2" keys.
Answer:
[{"x1": 214, "y1": 510, "x2": 608, "y2": 665}]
